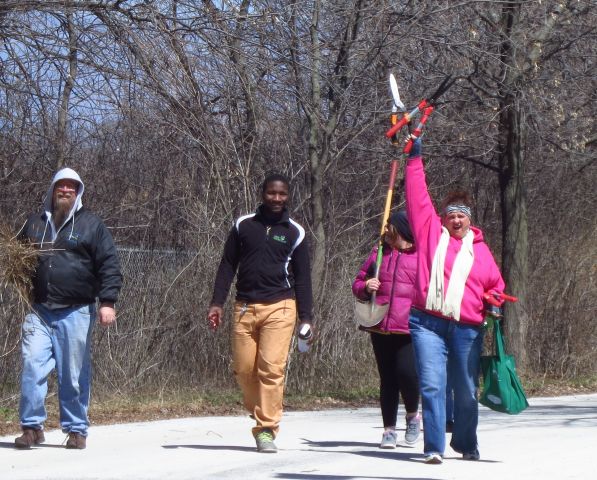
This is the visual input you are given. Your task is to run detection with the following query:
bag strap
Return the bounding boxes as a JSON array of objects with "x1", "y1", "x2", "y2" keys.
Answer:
[{"x1": 494, "y1": 319, "x2": 506, "y2": 359}]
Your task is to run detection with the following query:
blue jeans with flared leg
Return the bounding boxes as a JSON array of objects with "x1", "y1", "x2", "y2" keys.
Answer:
[
  {"x1": 408, "y1": 308, "x2": 484, "y2": 456},
  {"x1": 20, "y1": 303, "x2": 96, "y2": 436}
]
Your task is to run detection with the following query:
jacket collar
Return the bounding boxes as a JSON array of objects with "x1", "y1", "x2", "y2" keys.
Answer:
[{"x1": 255, "y1": 204, "x2": 289, "y2": 224}]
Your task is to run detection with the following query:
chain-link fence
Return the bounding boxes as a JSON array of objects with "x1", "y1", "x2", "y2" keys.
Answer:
[{"x1": 1, "y1": 245, "x2": 377, "y2": 404}]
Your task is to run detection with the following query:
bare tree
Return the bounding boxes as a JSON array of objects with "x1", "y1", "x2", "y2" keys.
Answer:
[
  {"x1": 0, "y1": 0, "x2": 595, "y2": 401},
  {"x1": 55, "y1": 11, "x2": 78, "y2": 169},
  {"x1": 461, "y1": 1, "x2": 594, "y2": 369}
]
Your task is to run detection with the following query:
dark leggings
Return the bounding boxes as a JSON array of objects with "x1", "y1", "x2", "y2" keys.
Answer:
[{"x1": 370, "y1": 332, "x2": 420, "y2": 427}]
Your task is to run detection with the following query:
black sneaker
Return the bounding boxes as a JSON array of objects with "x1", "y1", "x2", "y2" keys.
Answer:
[{"x1": 463, "y1": 450, "x2": 480, "y2": 461}]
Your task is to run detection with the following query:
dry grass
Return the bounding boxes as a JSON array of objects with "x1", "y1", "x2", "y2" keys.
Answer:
[{"x1": 0, "y1": 224, "x2": 38, "y2": 307}]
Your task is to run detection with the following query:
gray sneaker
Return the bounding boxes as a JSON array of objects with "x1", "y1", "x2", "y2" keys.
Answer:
[
  {"x1": 255, "y1": 429, "x2": 277, "y2": 453},
  {"x1": 379, "y1": 430, "x2": 397, "y2": 449},
  {"x1": 404, "y1": 414, "x2": 421, "y2": 445}
]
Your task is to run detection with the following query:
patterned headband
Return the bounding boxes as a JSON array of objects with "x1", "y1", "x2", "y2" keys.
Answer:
[{"x1": 444, "y1": 204, "x2": 472, "y2": 218}]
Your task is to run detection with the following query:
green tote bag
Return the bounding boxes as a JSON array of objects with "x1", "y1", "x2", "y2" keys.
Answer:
[{"x1": 480, "y1": 319, "x2": 529, "y2": 414}]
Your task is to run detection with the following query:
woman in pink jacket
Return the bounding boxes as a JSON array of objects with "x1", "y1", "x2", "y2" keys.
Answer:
[
  {"x1": 404, "y1": 138, "x2": 505, "y2": 464},
  {"x1": 352, "y1": 210, "x2": 421, "y2": 449}
]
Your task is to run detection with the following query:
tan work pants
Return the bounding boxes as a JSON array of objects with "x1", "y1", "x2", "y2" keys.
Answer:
[{"x1": 232, "y1": 299, "x2": 296, "y2": 438}]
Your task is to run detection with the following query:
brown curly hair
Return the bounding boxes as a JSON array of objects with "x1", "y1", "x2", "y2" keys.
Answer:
[{"x1": 440, "y1": 189, "x2": 473, "y2": 215}]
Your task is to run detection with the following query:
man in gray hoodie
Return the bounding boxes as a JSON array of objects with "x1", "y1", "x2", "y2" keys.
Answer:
[{"x1": 15, "y1": 168, "x2": 122, "y2": 450}]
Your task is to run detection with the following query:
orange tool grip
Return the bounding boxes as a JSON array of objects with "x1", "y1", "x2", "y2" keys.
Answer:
[{"x1": 385, "y1": 115, "x2": 410, "y2": 138}]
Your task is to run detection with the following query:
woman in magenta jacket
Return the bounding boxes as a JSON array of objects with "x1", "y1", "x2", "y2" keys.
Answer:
[
  {"x1": 404, "y1": 138, "x2": 505, "y2": 464},
  {"x1": 352, "y1": 210, "x2": 421, "y2": 449}
]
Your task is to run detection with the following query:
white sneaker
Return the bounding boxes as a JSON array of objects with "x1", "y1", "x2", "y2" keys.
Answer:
[
  {"x1": 424, "y1": 453, "x2": 443, "y2": 464},
  {"x1": 379, "y1": 430, "x2": 397, "y2": 449}
]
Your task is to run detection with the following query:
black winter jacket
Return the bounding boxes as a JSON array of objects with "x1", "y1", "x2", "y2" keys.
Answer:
[
  {"x1": 20, "y1": 208, "x2": 122, "y2": 305},
  {"x1": 210, "y1": 205, "x2": 312, "y2": 322}
]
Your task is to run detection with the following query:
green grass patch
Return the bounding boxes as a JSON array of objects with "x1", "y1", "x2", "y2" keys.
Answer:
[
  {"x1": 0, "y1": 406, "x2": 17, "y2": 420},
  {"x1": 0, "y1": 406, "x2": 19, "y2": 436}
]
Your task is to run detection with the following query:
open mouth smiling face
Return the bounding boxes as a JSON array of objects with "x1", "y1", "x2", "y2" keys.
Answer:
[{"x1": 443, "y1": 212, "x2": 471, "y2": 239}]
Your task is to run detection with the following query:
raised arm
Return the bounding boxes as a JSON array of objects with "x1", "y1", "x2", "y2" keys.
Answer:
[{"x1": 404, "y1": 139, "x2": 440, "y2": 243}]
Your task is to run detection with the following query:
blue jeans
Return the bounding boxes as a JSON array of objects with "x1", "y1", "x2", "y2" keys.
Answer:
[
  {"x1": 20, "y1": 304, "x2": 96, "y2": 435},
  {"x1": 409, "y1": 308, "x2": 484, "y2": 456},
  {"x1": 446, "y1": 371, "x2": 454, "y2": 424}
]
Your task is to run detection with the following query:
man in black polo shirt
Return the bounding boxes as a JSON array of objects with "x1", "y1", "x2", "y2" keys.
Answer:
[{"x1": 207, "y1": 173, "x2": 313, "y2": 453}]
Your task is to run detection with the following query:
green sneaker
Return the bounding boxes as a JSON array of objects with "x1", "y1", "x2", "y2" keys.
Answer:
[{"x1": 255, "y1": 429, "x2": 277, "y2": 453}]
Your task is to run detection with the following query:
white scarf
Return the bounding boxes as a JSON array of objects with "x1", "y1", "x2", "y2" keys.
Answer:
[{"x1": 426, "y1": 227, "x2": 475, "y2": 321}]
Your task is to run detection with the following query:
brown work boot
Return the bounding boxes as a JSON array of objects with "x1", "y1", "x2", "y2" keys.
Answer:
[
  {"x1": 65, "y1": 432, "x2": 87, "y2": 450},
  {"x1": 14, "y1": 428, "x2": 45, "y2": 449}
]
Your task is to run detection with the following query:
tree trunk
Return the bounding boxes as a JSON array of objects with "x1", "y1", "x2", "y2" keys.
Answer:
[
  {"x1": 498, "y1": 92, "x2": 529, "y2": 371},
  {"x1": 56, "y1": 12, "x2": 77, "y2": 169},
  {"x1": 308, "y1": 0, "x2": 327, "y2": 297},
  {"x1": 498, "y1": 2, "x2": 529, "y2": 371}
]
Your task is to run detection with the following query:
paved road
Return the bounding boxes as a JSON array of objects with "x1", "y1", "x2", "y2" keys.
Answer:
[{"x1": 1, "y1": 394, "x2": 595, "y2": 480}]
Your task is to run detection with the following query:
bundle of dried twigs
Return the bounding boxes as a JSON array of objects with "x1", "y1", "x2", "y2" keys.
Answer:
[{"x1": 0, "y1": 223, "x2": 38, "y2": 306}]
